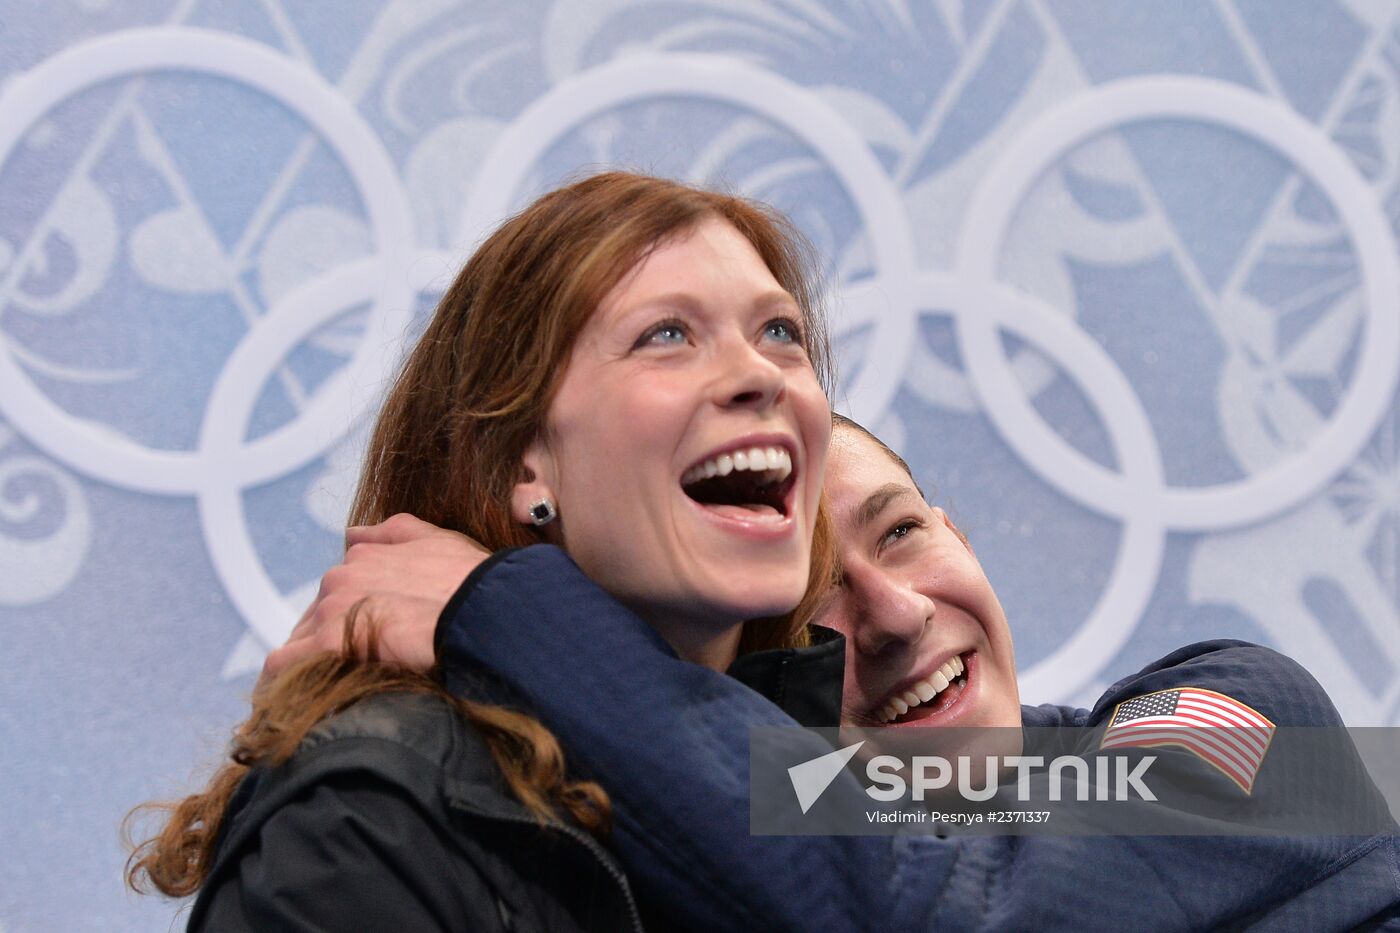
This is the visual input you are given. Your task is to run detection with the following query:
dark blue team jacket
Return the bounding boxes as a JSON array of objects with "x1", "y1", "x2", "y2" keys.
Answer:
[{"x1": 437, "y1": 545, "x2": 1400, "y2": 932}]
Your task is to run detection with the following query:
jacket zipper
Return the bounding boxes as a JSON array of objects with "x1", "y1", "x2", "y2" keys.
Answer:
[{"x1": 451, "y1": 800, "x2": 644, "y2": 932}]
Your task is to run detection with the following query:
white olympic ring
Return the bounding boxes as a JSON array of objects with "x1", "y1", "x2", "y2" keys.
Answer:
[
  {"x1": 454, "y1": 52, "x2": 920, "y2": 425},
  {"x1": 0, "y1": 27, "x2": 417, "y2": 494},
  {"x1": 957, "y1": 76, "x2": 1400, "y2": 531},
  {"x1": 198, "y1": 254, "x2": 454, "y2": 649},
  {"x1": 903, "y1": 272, "x2": 1168, "y2": 700},
  {"x1": 5, "y1": 29, "x2": 1393, "y2": 706}
]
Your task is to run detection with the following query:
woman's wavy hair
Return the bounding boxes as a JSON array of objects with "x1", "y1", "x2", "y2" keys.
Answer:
[{"x1": 127, "y1": 171, "x2": 839, "y2": 897}]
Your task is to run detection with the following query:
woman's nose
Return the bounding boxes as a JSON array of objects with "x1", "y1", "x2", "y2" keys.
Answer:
[
  {"x1": 852, "y1": 572, "x2": 935, "y2": 657},
  {"x1": 714, "y1": 341, "x2": 785, "y2": 410}
]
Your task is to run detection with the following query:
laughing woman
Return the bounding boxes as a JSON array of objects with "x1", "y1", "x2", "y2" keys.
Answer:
[{"x1": 127, "y1": 172, "x2": 839, "y2": 931}]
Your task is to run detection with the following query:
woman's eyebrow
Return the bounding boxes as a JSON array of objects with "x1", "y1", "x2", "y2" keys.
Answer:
[
  {"x1": 624, "y1": 290, "x2": 796, "y2": 313},
  {"x1": 753, "y1": 290, "x2": 801, "y2": 311},
  {"x1": 615, "y1": 291, "x2": 701, "y2": 320},
  {"x1": 851, "y1": 483, "x2": 919, "y2": 531}
]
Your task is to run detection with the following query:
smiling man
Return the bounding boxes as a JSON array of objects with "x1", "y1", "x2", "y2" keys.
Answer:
[{"x1": 817, "y1": 415, "x2": 1021, "y2": 733}]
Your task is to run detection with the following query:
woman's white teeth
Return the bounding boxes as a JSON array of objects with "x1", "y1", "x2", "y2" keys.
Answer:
[
  {"x1": 877, "y1": 654, "x2": 968, "y2": 723},
  {"x1": 682, "y1": 446, "x2": 792, "y2": 485}
]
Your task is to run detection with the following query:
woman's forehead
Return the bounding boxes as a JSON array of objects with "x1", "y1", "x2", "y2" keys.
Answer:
[{"x1": 592, "y1": 219, "x2": 787, "y2": 323}]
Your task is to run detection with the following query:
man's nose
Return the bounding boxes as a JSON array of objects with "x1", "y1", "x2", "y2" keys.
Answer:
[{"x1": 848, "y1": 566, "x2": 935, "y2": 657}]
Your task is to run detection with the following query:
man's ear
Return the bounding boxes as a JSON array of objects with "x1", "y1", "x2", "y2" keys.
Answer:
[
  {"x1": 935, "y1": 507, "x2": 975, "y2": 557},
  {"x1": 510, "y1": 437, "x2": 559, "y2": 528}
]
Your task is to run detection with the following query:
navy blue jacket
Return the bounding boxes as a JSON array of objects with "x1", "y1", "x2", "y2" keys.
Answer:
[{"x1": 437, "y1": 545, "x2": 1400, "y2": 932}]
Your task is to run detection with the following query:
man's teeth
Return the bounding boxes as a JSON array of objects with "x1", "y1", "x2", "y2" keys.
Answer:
[
  {"x1": 682, "y1": 447, "x2": 792, "y2": 485},
  {"x1": 877, "y1": 654, "x2": 966, "y2": 723}
]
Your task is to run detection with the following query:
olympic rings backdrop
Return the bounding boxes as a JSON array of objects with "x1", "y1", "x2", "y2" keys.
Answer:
[{"x1": 2, "y1": 2, "x2": 1398, "y2": 928}]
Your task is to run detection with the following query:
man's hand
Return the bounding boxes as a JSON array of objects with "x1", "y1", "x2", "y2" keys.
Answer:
[{"x1": 259, "y1": 513, "x2": 490, "y2": 689}]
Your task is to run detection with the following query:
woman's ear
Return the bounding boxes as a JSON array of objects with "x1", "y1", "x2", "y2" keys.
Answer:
[{"x1": 510, "y1": 437, "x2": 560, "y2": 529}]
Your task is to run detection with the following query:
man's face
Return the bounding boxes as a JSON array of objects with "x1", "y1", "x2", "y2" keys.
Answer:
[{"x1": 815, "y1": 427, "x2": 1021, "y2": 730}]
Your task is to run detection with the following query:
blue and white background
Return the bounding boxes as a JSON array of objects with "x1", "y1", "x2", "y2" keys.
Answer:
[{"x1": 2, "y1": 1, "x2": 1398, "y2": 928}]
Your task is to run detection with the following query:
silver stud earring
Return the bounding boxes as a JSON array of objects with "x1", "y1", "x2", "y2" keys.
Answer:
[{"x1": 528, "y1": 499, "x2": 557, "y2": 526}]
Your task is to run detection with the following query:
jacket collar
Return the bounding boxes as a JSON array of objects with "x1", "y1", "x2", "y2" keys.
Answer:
[{"x1": 725, "y1": 625, "x2": 845, "y2": 727}]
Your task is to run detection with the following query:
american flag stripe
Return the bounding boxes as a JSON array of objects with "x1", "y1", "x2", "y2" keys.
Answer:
[
  {"x1": 1101, "y1": 727, "x2": 1264, "y2": 793},
  {"x1": 1099, "y1": 686, "x2": 1275, "y2": 794},
  {"x1": 1145, "y1": 705, "x2": 1270, "y2": 757},
  {"x1": 1101, "y1": 727, "x2": 1260, "y2": 790},
  {"x1": 1177, "y1": 692, "x2": 1271, "y2": 729},
  {"x1": 1100, "y1": 718, "x2": 1263, "y2": 773},
  {"x1": 1103, "y1": 728, "x2": 1248, "y2": 790},
  {"x1": 1100, "y1": 733, "x2": 1252, "y2": 791}
]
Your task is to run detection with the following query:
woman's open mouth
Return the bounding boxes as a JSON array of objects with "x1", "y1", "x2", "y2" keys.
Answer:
[
  {"x1": 680, "y1": 442, "x2": 796, "y2": 523},
  {"x1": 875, "y1": 651, "x2": 975, "y2": 725}
]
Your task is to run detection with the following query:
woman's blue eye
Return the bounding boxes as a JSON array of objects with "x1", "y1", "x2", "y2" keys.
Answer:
[
  {"x1": 640, "y1": 321, "x2": 688, "y2": 346},
  {"x1": 764, "y1": 318, "x2": 803, "y2": 345}
]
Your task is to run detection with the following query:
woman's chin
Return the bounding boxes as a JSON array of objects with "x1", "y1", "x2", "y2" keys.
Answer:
[{"x1": 721, "y1": 577, "x2": 808, "y2": 623}]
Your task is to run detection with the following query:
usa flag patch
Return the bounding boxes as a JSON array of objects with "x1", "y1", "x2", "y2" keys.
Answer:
[{"x1": 1099, "y1": 687, "x2": 1276, "y2": 794}]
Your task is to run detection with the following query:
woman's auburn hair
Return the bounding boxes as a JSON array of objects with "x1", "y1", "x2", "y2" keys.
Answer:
[{"x1": 127, "y1": 171, "x2": 840, "y2": 897}]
